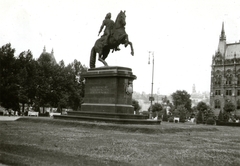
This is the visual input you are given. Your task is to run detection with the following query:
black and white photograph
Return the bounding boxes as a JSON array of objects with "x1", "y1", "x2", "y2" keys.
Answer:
[{"x1": 0, "y1": 0, "x2": 240, "y2": 165}]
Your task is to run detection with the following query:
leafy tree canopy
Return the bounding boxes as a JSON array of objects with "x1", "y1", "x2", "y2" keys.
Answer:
[
  {"x1": 148, "y1": 103, "x2": 163, "y2": 112},
  {"x1": 0, "y1": 43, "x2": 18, "y2": 110},
  {"x1": 132, "y1": 99, "x2": 141, "y2": 112},
  {"x1": 0, "y1": 43, "x2": 87, "y2": 112},
  {"x1": 196, "y1": 101, "x2": 208, "y2": 112},
  {"x1": 171, "y1": 90, "x2": 192, "y2": 111},
  {"x1": 224, "y1": 101, "x2": 235, "y2": 113}
]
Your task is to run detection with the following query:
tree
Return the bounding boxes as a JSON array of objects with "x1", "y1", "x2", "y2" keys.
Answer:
[
  {"x1": 196, "y1": 110, "x2": 203, "y2": 124},
  {"x1": 218, "y1": 110, "x2": 224, "y2": 122},
  {"x1": 176, "y1": 105, "x2": 187, "y2": 122},
  {"x1": 69, "y1": 61, "x2": 87, "y2": 110},
  {"x1": 187, "y1": 106, "x2": 197, "y2": 118},
  {"x1": 151, "y1": 103, "x2": 163, "y2": 112},
  {"x1": 148, "y1": 103, "x2": 163, "y2": 118},
  {"x1": 35, "y1": 55, "x2": 56, "y2": 113},
  {"x1": 203, "y1": 108, "x2": 215, "y2": 122},
  {"x1": 16, "y1": 50, "x2": 37, "y2": 112},
  {"x1": 132, "y1": 99, "x2": 141, "y2": 114},
  {"x1": 224, "y1": 101, "x2": 235, "y2": 113},
  {"x1": 197, "y1": 101, "x2": 208, "y2": 112},
  {"x1": 0, "y1": 43, "x2": 88, "y2": 113},
  {"x1": 223, "y1": 101, "x2": 235, "y2": 122},
  {"x1": 171, "y1": 90, "x2": 192, "y2": 111},
  {"x1": 0, "y1": 43, "x2": 19, "y2": 110},
  {"x1": 195, "y1": 101, "x2": 214, "y2": 123},
  {"x1": 162, "y1": 109, "x2": 168, "y2": 121}
]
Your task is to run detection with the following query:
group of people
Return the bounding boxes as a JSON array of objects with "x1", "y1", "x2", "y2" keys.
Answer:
[
  {"x1": 3, "y1": 108, "x2": 29, "y2": 116},
  {"x1": 3, "y1": 109, "x2": 18, "y2": 116}
]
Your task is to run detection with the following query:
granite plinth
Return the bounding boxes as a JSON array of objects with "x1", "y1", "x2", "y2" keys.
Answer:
[
  {"x1": 81, "y1": 66, "x2": 136, "y2": 114},
  {"x1": 53, "y1": 66, "x2": 161, "y2": 125}
]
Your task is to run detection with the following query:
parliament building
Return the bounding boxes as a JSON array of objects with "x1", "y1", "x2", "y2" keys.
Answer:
[{"x1": 210, "y1": 23, "x2": 240, "y2": 116}]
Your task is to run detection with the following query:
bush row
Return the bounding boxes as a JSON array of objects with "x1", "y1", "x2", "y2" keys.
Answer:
[{"x1": 216, "y1": 120, "x2": 240, "y2": 126}]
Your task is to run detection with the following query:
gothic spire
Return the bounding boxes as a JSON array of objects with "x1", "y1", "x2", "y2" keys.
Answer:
[
  {"x1": 51, "y1": 48, "x2": 54, "y2": 55},
  {"x1": 220, "y1": 22, "x2": 226, "y2": 41},
  {"x1": 43, "y1": 46, "x2": 46, "y2": 53}
]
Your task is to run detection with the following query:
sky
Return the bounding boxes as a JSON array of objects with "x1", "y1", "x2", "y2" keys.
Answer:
[{"x1": 1, "y1": 0, "x2": 240, "y2": 95}]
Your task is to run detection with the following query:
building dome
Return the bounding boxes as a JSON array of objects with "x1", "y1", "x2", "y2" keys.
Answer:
[{"x1": 38, "y1": 46, "x2": 57, "y2": 65}]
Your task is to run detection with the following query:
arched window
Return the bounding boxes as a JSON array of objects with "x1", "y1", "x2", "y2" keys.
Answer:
[
  {"x1": 214, "y1": 75, "x2": 222, "y2": 85},
  {"x1": 226, "y1": 74, "x2": 232, "y2": 85},
  {"x1": 215, "y1": 100, "x2": 221, "y2": 109}
]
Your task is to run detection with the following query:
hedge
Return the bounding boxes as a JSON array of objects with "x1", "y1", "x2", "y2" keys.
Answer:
[{"x1": 216, "y1": 120, "x2": 240, "y2": 126}]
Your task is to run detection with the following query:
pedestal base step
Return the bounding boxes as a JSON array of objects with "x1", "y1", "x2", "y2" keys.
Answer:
[
  {"x1": 53, "y1": 115, "x2": 161, "y2": 125},
  {"x1": 67, "y1": 111, "x2": 148, "y2": 119}
]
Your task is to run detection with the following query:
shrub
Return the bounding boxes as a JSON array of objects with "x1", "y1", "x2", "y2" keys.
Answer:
[
  {"x1": 162, "y1": 109, "x2": 168, "y2": 121},
  {"x1": 216, "y1": 121, "x2": 240, "y2": 126},
  {"x1": 196, "y1": 111, "x2": 203, "y2": 124},
  {"x1": 218, "y1": 110, "x2": 224, "y2": 121},
  {"x1": 141, "y1": 111, "x2": 149, "y2": 116},
  {"x1": 39, "y1": 112, "x2": 50, "y2": 117},
  {"x1": 168, "y1": 116, "x2": 174, "y2": 122},
  {"x1": 206, "y1": 117, "x2": 215, "y2": 125},
  {"x1": 179, "y1": 114, "x2": 186, "y2": 122},
  {"x1": 152, "y1": 111, "x2": 158, "y2": 118}
]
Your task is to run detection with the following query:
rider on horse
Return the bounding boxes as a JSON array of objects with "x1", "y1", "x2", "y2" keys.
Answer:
[
  {"x1": 98, "y1": 13, "x2": 114, "y2": 46},
  {"x1": 90, "y1": 11, "x2": 133, "y2": 69},
  {"x1": 98, "y1": 13, "x2": 120, "y2": 51}
]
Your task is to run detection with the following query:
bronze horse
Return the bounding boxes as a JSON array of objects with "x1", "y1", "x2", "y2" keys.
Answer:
[{"x1": 90, "y1": 11, "x2": 134, "y2": 68}]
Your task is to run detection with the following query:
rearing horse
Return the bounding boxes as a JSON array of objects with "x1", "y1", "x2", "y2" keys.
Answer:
[{"x1": 90, "y1": 11, "x2": 134, "y2": 69}]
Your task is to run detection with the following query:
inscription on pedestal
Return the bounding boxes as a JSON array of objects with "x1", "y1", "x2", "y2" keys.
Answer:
[
  {"x1": 82, "y1": 66, "x2": 136, "y2": 113},
  {"x1": 89, "y1": 86, "x2": 110, "y2": 94}
]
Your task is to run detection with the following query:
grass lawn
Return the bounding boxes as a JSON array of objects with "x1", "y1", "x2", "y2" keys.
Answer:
[{"x1": 0, "y1": 117, "x2": 239, "y2": 166}]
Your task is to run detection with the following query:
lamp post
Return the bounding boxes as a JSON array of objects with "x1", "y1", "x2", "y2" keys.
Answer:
[{"x1": 148, "y1": 51, "x2": 154, "y2": 119}]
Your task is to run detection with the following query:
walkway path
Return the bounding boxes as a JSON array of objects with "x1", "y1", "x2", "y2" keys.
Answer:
[{"x1": 0, "y1": 116, "x2": 20, "y2": 121}]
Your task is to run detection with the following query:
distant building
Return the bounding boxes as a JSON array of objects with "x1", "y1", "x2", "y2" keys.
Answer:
[
  {"x1": 38, "y1": 46, "x2": 57, "y2": 65},
  {"x1": 210, "y1": 23, "x2": 240, "y2": 116},
  {"x1": 132, "y1": 92, "x2": 172, "y2": 113},
  {"x1": 190, "y1": 84, "x2": 209, "y2": 107}
]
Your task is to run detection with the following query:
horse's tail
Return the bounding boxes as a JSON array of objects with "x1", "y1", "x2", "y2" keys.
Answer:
[{"x1": 90, "y1": 47, "x2": 96, "y2": 69}]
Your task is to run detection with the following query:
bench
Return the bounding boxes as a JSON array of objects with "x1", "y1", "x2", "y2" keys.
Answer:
[
  {"x1": 49, "y1": 112, "x2": 61, "y2": 117},
  {"x1": 173, "y1": 117, "x2": 179, "y2": 123},
  {"x1": 28, "y1": 112, "x2": 39, "y2": 117}
]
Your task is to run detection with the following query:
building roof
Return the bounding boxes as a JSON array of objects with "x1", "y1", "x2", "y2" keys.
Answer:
[
  {"x1": 225, "y1": 42, "x2": 240, "y2": 59},
  {"x1": 38, "y1": 46, "x2": 57, "y2": 64}
]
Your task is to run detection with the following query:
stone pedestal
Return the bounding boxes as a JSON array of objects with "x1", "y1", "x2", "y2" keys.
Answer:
[
  {"x1": 54, "y1": 66, "x2": 161, "y2": 124},
  {"x1": 81, "y1": 66, "x2": 136, "y2": 114}
]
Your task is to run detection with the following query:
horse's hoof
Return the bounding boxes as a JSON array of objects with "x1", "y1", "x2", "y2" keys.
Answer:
[{"x1": 131, "y1": 52, "x2": 134, "y2": 56}]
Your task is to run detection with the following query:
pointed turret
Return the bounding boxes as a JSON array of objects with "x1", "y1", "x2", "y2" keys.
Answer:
[
  {"x1": 217, "y1": 22, "x2": 226, "y2": 56},
  {"x1": 51, "y1": 48, "x2": 54, "y2": 55},
  {"x1": 43, "y1": 46, "x2": 46, "y2": 53},
  {"x1": 192, "y1": 84, "x2": 196, "y2": 94},
  {"x1": 220, "y1": 22, "x2": 226, "y2": 41}
]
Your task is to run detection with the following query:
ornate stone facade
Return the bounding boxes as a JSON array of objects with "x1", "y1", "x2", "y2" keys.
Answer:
[{"x1": 210, "y1": 23, "x2": 240, "y2": 116}]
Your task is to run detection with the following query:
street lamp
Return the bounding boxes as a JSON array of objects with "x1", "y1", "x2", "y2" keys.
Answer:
[{"x1": 148, "y1": 51, "x2": 154, "y2": 119}]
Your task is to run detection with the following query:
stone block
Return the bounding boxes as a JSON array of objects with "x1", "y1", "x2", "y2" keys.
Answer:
[{"x1": 81, "y1": 66, "x2": 136, "y2": 114}]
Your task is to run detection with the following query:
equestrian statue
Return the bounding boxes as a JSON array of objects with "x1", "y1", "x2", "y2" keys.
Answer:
[{"x1": 90, "y1": 10, "x2": 134, "y2": 68}]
